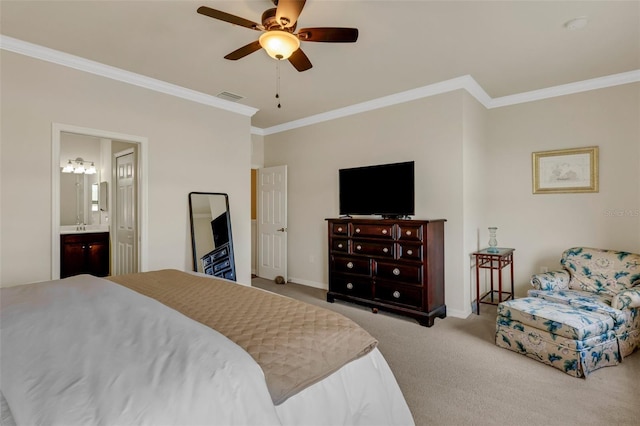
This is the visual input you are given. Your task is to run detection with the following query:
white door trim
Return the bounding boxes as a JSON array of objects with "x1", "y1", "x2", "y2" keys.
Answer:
[{"x1": 51, "y1": 123, "x2": 149, "y2": 279}]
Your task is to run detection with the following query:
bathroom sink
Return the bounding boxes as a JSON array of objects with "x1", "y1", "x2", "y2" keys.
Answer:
[{"x1": 60, "y1": 225, "x2": 110, "y2": 235}]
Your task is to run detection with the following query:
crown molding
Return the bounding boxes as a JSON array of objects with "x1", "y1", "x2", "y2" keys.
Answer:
[
  {"x1": 1, "y1": 35, "x2": 636, "y2": 136},
  {"x1": 487, "y1": 70, "x2": 640, "y2": 108},
  {"x1": 251, "y1": 126, "x2": 266, "y2": 136},
  {"x1": 257, "y1": 70, "x2": 639, "y2": 135},
  {"x1": 260, "y1": 75, "x2": 492, "y2": 135},
  {"x1": 0, "y1": 35, "x2": 258, "y2": 118}
]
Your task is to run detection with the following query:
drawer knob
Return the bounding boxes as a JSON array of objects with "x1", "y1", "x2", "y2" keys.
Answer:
[
  {"x1": 346, "y1": 282, "x2": 354, "y2": 290},
  {"x1": 337, "y1": 226, "x2": 343, "y2": 232},
  {"x1": 356, "y1": 245, "x2": 362, "y2": 251},
  {"x1": 393, "y1": 291, "x2": 401, "y2": 299},
  {"x1": 337, "y1": 243, "x2": 343, "y2": 248},
  {"x1": 355, "y1": 228, "x2": 361, "y2": 233},
  {"x1": 347, "y1": 262, "x2": 354, "y2": 269},
  {"x1": 383, "y1": 247, "x2": 389, "y2": 253},
  {"x1": 406, "y1": 230, "x2": 412, "y2": 236},
  {"x1": 407, "y1": 249, "x2": 413, "y2": 255},
  {"x1": 392, "y1": 268, "x2": 401, "y2": 276},
  {"x1": 382, "y1": 229, "x2": 388, "y2": 234}
]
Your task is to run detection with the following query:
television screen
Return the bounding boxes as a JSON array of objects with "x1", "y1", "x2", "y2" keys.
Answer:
[
  {"x1": 339, "y1": 161, "x2": 415, "y2": 218},
  {"x1": 211, "y1": 211, "x2": 230, "y2": 247}
]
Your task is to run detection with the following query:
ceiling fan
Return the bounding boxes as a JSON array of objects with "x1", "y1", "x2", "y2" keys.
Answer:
[{"x1": 197, "y1": 0, "x2": 358, "y2": 72}]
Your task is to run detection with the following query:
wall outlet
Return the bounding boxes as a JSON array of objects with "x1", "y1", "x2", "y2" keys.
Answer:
[{"x1": 540, "y1": 266, "x2": 548, "y2": 273}]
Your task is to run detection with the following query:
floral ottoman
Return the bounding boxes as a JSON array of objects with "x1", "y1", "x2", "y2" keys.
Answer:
[{"x1": 495, "y1": 297, "x2": 621, "y2": 377}]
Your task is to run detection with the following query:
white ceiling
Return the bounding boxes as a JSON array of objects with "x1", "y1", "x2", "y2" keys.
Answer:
[{"x1": 1, "y1": 1, "x2": 638, "y2": 130}]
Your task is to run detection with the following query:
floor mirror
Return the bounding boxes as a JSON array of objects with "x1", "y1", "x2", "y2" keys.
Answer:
[{"x1": 188, "y1": 192, "x2": 236, "y2": 281}]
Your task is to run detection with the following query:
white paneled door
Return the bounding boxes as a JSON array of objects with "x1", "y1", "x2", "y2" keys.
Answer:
[
  {"x1": 257, "y1": 165, "x2": 287, "y2": 281},
  {"x1": 115, "y1": 151, "x2": 137, "y2": 275}
]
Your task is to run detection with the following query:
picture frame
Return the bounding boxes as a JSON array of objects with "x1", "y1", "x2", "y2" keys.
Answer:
[{"x1": 532, "y1": 146, "x2": 599, "y2": 194}]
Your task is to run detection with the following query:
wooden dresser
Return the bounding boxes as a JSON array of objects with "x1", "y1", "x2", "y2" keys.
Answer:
[
  {"x1": 326, "y1": 218, "x2": 446, "y2": 327},
  {"x1": 201, "y1": 242, "x2": 236, "y2": 281}
]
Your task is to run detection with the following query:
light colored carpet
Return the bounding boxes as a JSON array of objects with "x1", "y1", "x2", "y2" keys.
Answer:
[{"x1": 252, "y1": 277, "x2": 640, "y2": 426}]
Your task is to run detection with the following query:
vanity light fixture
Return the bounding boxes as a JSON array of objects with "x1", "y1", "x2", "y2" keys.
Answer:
[
  {"x1": 62, "y1": 160, "x2": 75, "y2": 173},
  {"x1": 73, "y1": 161, "x2": 86, "y2": 174},
  {"x1": 62, "y1": 157, "x2": 97, "y2": 175}
]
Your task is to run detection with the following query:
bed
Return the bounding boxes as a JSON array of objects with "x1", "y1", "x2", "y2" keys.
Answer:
[{"x1": 0, "y1": 269, "x2": 414, "y2": 425}]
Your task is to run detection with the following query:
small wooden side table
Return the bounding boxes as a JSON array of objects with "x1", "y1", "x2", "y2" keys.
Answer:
[{"x1": 472, "y1": 248, "x2": 515, "y2": 314}]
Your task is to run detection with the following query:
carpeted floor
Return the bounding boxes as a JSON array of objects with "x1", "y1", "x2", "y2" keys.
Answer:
[{"x1": 252, "y1": 277, "x2": 640, "y2": 426}]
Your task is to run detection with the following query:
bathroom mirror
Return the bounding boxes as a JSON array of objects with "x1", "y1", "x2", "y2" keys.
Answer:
[
  {"x1": 60, "y1": 170, "x2": 99, "y2": 226},
  {"x1": 59, "y1": 132, "x2": 102, "y2": 226},
  {"x1": 188, "y1": 192, "x2": 236, "y2": 281}
]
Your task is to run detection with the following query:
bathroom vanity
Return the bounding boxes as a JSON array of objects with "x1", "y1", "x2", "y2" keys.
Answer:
[{"x1": 60, "y1": 231, "x2": 110, "y2": 278}]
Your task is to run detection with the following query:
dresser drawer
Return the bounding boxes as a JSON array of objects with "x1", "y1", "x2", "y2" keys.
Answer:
[
  {"x1": 375, "y1": 261, "x2": 422, "y2": 284},
  {"x1": 398, "y1": 243, "x2": 422, "y2": 261},
  {"x1": 332, "y1": 256, "x2": 371, "y2": 276},
  {"x1": 397, "y1": 224, "x2": 423, "y2": 241},
  {"x1": 331, "y1": 275, "x2": 373, "y2": 299},
  {"x1": 375, "y1": 281, "x2": 423, "y2": 309},
  {"x1": 331, "y1": 223, "x2": 349, "y2": 235},
  {"x1": 332, "y1": 238, "x2": 349, "y2": 253},
  {"x1": 352, "y1": 223, "x2": 394, "y2": 239},
  {"x1": 352, "y1": 240, "x2": 394, "y2": 258}
]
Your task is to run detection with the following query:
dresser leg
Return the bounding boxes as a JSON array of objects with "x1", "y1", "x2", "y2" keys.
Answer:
[
  {"x1": 326, "y1": 294, "x2": 335, "y2": 303},
  {"x1": 419, "y1": 317, "x2": 435, "y2": 327}
]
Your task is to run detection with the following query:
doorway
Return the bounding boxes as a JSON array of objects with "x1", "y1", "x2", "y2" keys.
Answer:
[
  {"x1": 51, "y1": 123, "x2": 148, "y2": 279},
  {"x1": 256, "y1": 165, "x2": 288, "y2": 281},
  {"x1": 113, "y1": 147, "x2": 138, "y2": 275}
]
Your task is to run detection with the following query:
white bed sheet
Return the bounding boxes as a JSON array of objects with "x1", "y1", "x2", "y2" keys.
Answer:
[
  {"x1": 0, "y1": 275, "x2": 280, "y2": 425},
  {"x1": 0, "y1": 274, "x2": 414, "y2": 425}
]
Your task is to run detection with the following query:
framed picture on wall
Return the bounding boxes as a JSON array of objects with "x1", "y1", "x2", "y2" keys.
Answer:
[{"x1": 532, "y1": 146, "x2": 599, "y2": 194}]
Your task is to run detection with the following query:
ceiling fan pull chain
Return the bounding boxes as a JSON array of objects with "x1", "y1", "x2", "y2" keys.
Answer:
[{"x1": 276, "y1": 60, "x2": 282, "y2": 109}]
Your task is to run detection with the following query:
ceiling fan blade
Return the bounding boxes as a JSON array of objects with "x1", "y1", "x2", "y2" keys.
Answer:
[
  {"x1": 297, "y1": 27, "x2": 359, "y2": 43},
  {"x1": 288, "y1": 48, "x2": 312, "y2": 72},
  {"x1": 224, "y1": 40, "x2": 262, "y2": 60},
  {"x1": 275, "y1": 0, "x2": 306, "y2": 28},
  {"x1": 197, "y1": 6, "x2": 262, "y2": 31}
]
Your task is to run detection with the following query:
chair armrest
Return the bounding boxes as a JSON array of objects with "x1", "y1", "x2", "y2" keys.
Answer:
[
  {"x1": 612, "y1": 288, "x2": 640, "y2": 310},
  {"x1": 530, "y1": 270, "x2": 570, "y2": 291}
]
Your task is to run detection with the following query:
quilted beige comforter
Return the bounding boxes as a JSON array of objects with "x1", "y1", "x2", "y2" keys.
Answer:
[{"x1": 108, "y1": 269, "x2": 378, "y2": 405}]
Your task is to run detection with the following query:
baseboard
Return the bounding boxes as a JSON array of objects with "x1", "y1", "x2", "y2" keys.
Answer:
[
  {"x1": 287, "y1": 276, "x2": 327, "y2": 290},
  {"x1": 447, "y1": 307, "x2": 472, "y2": 319}
]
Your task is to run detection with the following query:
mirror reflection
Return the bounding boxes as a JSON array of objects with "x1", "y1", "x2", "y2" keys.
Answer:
[
  {"x1": 188, "y1": 192, "x2": 236, "y2": 281},
  {"x1": 60, "y1": 133, "x2": 107, "y2": 227}
]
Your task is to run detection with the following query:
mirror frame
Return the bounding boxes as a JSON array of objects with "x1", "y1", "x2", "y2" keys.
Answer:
[{"x1": 188, "y1": 191, "x2": 236, "y2": 280}]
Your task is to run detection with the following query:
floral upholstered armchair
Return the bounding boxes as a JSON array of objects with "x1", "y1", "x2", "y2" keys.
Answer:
[{"x1": 529, "y1": 247, "x2": 640, "y2": 359}]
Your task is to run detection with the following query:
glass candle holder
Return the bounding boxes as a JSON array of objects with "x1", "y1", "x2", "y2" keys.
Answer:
[{"x1": 487, "y1": 227, "x2": 498, "y2": 253}]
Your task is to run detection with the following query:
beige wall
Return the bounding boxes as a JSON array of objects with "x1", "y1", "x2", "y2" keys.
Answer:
[
  {"x1": 486, "y1": 83, "x2": 640, "y2": 291},
  {"x1": 0, "y1": 51, "x2": 253, "y2": 286},
  {"x1": 462, "y1": 93, "x2": 489, "y2": 312},
  {"x1": 264, "y1": 91, "x2": 471, "y2": 316},
  {"x1": 263, "y1": 83, "x2": 640, "y2": 318}
]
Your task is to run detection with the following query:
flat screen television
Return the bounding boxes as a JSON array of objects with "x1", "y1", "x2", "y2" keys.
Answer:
[
  {"x1": 211, "y1": 211, "x2": 230, "y2": 247},
  {"x1": 339, "y1": 161, "x2": 415, "y2": 218}
]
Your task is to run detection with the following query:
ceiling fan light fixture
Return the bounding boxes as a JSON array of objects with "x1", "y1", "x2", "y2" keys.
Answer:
[{"x1": 259, "y1": 30, "x2": 300, "y2": 60}]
